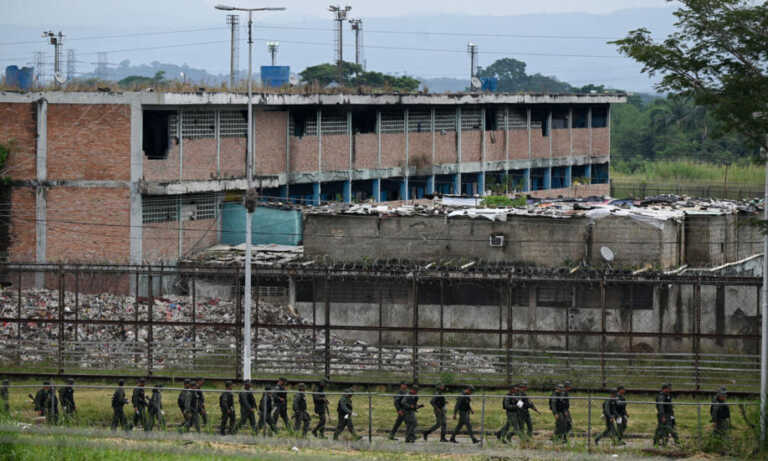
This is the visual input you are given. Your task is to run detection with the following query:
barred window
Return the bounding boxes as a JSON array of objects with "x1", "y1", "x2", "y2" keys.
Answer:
[
  {"x1": 460, "y1": 108, "x2": 482, "y2": 130},
  {"x1": 320, "y1": 110, "x2": 347, "y2": 135},
  {"x1": 220, "y1": 111, "x2": 248, "y2": 137},
  {"x1": 142, "y1": 193, "x2": 217, "y2": 224},
  {"x1": 290, "y1": 110, "x2": 318, "y2": 137},
  {"x1": 381, "y1": 110, "x2": 405, "y2": 133},
  {"x1": 169, "y1": 111, "x2": 216, "y2": 139},
  {"x1": 434, "y1": 108, "x2": 456, "y2": 131},
  {"x1": 496, "y1": 107, "x2": 527, "y2": 129},
  {"x1": 407, "y1": 109, "x2": 431, "y2": 133}
]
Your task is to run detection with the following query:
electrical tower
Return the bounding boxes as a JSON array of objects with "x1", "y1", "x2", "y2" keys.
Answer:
[
  {"x1": 96, "y1": 52, "x2": 108, "y2": 80},
  {"x1": 32, "y1": 52, "x2": 44, "y2": 86},
  {"x1": 66, "y1": 49, "x2": 75, "y2": 82},
  {"x1": 467, "y1": 42, "x2": 478, "y2": 79},
  {"x1": 267, "y1": 41, "x2": 279, "y2": 66},
  {"x1": 328, "y1": 5, "x2": 351, "y2": 81},
  {"x1": 349, "y1": 18, "x2": 363, "y2": 69},
  {"x1": 42, "y1": 31, "x2": 65, "y2": 85},
  {"x1": 226, "y1": 14, "x2": 240, "y2": 88}
]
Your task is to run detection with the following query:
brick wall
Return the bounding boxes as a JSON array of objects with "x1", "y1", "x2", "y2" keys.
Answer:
[
  {"x1": 486, "y1": 130, "x2": 505, "y2": 162},
  {"x1": 47, "y1": 104, "x2": 131, "y2": 181},
  {"x1": 353, "y1": 133, "x2": 377, "y2": 169},
  {"x1": 254, "y1": 111, "x2": 287, "y2": 175},
  {"x1": 461, "y1": 130, "x2": 482, "y2": 162},
  {"x1": 508, "y1": 129, "x2": 529, "y2": 160},
  {"x1": 142, "y1": 221, "x2": 178, "y2": 263},
  {"x1": 531, "y1": 132, "x2": 550, "y2": 159},
  {"x1": 592, "y1": 127, "x2": 610, "y2": 156},
  {"x1": 181, "y1": 217, "x2": 218, "y2": 257},
  {"x1": 220, "y1": 138, "x2": 245, "y2": 178},
  {"x1": 289, "y1": 136, "x2": 317, "y2": 173},
  {"x1": 381, "y1": 134, "x2": 405, "y2": 169},
  {"x1": 527, "y1": 183, "x2": 609, "y2": 199},
  {"x1": 409, "y1": 132, "x2": 432, "y2": 163},
  {"x1": 46, "y1": 187, "x2": 130, "y2": 263},
  {"x1": 145, "y1": 138, "x2": 180, "y2": 181},
  {"x1": 551, "y1": 128, "x2": 570, "y2": 159},
  {"x1": 572, "y1": 129, "x2": 589, "y2": 156},
  {"x1": 0, "y1": 103, "x2": 36, "y2": 180},
  {"x1": 182, "y1": 138, "x2": 217, "y2": 180},
  {"x1": 435, "y1": 133, "x2": 457, "y2": 165},
  {"x1": 7, "y1": 187, "x2": 35, "y2": 261},
  {"x1": 322, "y1": 134, "x2": 349, "y2": 172}
]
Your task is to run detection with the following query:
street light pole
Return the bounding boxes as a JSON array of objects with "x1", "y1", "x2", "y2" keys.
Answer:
[
  {"x1": 762, "y1": 144, "x2": 768, "y2": 445},
  {"x1": 215, "y1": 3, "x2": 285, "y2": 382}
]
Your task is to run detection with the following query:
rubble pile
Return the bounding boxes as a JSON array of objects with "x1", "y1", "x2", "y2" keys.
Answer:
[{"x1": 0, "y1": 288, "x2": 500, "y2": 376}]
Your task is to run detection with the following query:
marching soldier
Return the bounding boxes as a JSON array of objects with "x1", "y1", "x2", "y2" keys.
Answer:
[
  {"x1": 423, "y1": 383, "x2": 448, "y2": 442},
  {"x1": 518, "y1": 381, "x2": 540, "y2": 438},
  {"x1": 42, "y1": 381, "x2": 58, "y2": 425},
  {"x1": 180, "y1": 379, "x2": 200, "y2": 433},
  {"x1": 237, "y1": 381, "x2": 257, "y2": 434},
  {"x1": 495, "y1": 384, "x2": 520, "y2": 443},
  {"x1": 59, "y1": 378, "x2": 76, "y2": 419},
  {"x1": 563, "y1": 380, "x2": 574, "y2": 435},
  {"x1": 616, "y1": 385, "x2": 628, "y2": 442},
  {"x1": 710, "y1": 387, "x2": 730, "y2": 437},
  {"x1": 219, "y1": 381, "x2": 235, "y2": 435},
  {"x1": 450, "y1": 385, "x2": 479, "y2": 444},
  {"x1": 177, "y1": 379, "x2": 188, "y2": 419},
  {"x1": 0, "y1": 379, "x2": 8, "y2": 415},
  {"x1": 403, "y1": 384, "x2": 423, "y2": 443},
  {"x1": 258, "y1": 385, "x2": 277, "y2": 434},
  {"x1": 271, "y1": 377, "x2": 291, "y2": 432},
  {"x1": 594, "y1": 388, "x2": 619, "y2": 446},
  {"x1": 549, "y1": 383, "x2": 568, "y2": 443},
  {"x1": 195, "y1": 377, "x2": 208, "y2": 427},
  {"x1": 388, "y1": 381, "x2": 409, "y2": 441},
  {"x1": 131, "y1": 378, "x2": 148, "y2": 431},
  {"x1": 653, "y1": 383, "x2": 679, "y2": 446},
  {"x1": 333, "y1": 388, "x2": 361, "y2": 440},
  {"x1": 293, "y1": 383, "x2": 311, "y2": 437},
  {"x1": 111, "y1": 379, "x2": 129, "y2": 431},
  {"x1": 148, "y1": 383, "x2": 165, "y2": 431},
  {"x1": 312, "y1": 379, "x2": 330, "y2": 438}
]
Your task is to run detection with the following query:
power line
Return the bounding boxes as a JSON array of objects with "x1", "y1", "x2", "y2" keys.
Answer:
[{"x1": 0, "y1": 26, "x2": 228, "y2": 47}]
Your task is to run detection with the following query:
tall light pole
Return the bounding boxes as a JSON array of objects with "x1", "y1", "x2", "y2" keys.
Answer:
[
  {"x1": 267, "y1": 41, "x2": 279, "y2": 66},
  {"x1": 215, "y1": 4, "x2": 286, "y2": 382}
]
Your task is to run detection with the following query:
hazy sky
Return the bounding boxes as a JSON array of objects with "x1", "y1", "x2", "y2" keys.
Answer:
[{"x1": 3, "y1": 0, "x2": 673, "y2": 26}]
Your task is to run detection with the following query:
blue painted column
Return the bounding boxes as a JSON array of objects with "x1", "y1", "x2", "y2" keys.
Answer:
[
  {"x1": 544, "y1": 167, "x2": 552, "y2": 190},
  {"x1": 400, "y1": 180, "x2": 408, "y2": 201},
  {"x1": 373, "y1": 178, "x2": 381, "y2": 202},
  {"x1": 565, "y1": 166, "x2": 572, "y2": 188},
  {"x1": 426, "y1": 175, "x2": 435, "y2": 195},
  {"x1": 343, "y1": 180, "x2": 352, "y2": 203},
  {"x1": 478, "y1": 172, "x2": 486, "y2": 196},
  {"x1": 279, "y1": 185, "x2": 289, "y2": 199},
  {"x1": 585, "y1": 164, "x2": 592, "y2": 184},
  {"x1": 312, "y1": 182, "x2": 321, "y2": 206},
  {"x1": 523, "y1": 168, "x2": 531, "y2": 192},
  {"x1": 453, "y1": 174, "x2": 461, "y2": 195}
]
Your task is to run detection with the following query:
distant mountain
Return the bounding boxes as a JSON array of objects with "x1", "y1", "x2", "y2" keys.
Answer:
[{"x1": 0, "y1": 7, "x2": 675, "y2": 92}]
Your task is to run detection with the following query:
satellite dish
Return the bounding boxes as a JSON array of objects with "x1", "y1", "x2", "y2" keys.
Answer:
[
  {"x1": 289, "y1": 74, "x2": 298, "y2": 86},
  {"x1": 54, "y1": 72, "x2": 66, "y2": 84},
  {"x1": 600, "y1": 246, "x2": 615, "y2": 263},
  {"x1": 471, "y1": 77, "x2": 482, "y2": 90}
]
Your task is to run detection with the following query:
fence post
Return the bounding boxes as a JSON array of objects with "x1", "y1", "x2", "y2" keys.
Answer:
[
  {"x1": 439, "y1": 277, "x2": 445, "y2": 374},
  {"x1": 697, "y1": 402, "x2": 702, "y2": 449},
  {"x1": 377, "y1": 287, "x2": 383, "y2": 373},
  {"x1": 312, "y1": 278, "x2": 318, "y2": 374},
  {"x1": 254, "y1": 270, "x2": 260, "y2": 377},
  {"x1": 57, "y1": 265, "x2": 64, "y2": 375},
  {"x1": 16, "y1": 269, "x2": 22, "y2": 366},
  {"x1": 147, "y1": 267, "x2": 154, "y2": 377},
  {"x1": 694, "y1": 280, "x2": 702, "y2": 391},
  {"x1": 480, "y1": 393, "x2": 486, "y2": 447},
  {"x1": 587, "y1": 393, "x2": 592, "y2": 453},
  {"x1": 506, "y1": 283, "x2": 512, "y2": 386},
  {"x1": 324, "y1": 275, "x2": 331, "y2": 381},
  {"x1": 134, "y1": 268, "x2": 140, "y2": 366},
  {"x1": 412, "y1": 276, "x2": 419, "y2": 384},
  {"x1": 368, "y1": 392, "x2": 373, "y2": 444},
  {"x1": 235, "y1": 267, "x2": 242, "y2": 380},
  {"x1": 600, "y1": 279, "x2": 607, "y2": 389},
  {"x1": 192, "y1": 272, "x2": 197, "y2": 369},
  {"x1": 74, "y1": 267, "x2": 79, "y2": 347}
]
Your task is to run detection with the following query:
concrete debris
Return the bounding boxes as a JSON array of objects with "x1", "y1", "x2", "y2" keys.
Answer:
[
  {"x1": 0, "y1": 287, "x2": 498, "y2": 376},
  {"x1": 187, "y1": 244, "x2": 303, "y2": 266}
]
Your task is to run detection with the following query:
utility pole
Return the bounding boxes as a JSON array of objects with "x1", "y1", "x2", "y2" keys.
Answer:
[
  {"x1": 215, "y1": 3, "x2": 286, "y2": 382},
  {"x1": 329, "y1": 5, "x2": 351, "y2": 82},
  {"x1": 349, "y1": 18, "x2": 363, "y2": 68},
  {"x1": 96, "y1": 52, "x2": 108, "y2": 80},
  {"x1": 32, "y1": 51, "x2": 44, "y2": 86},
  {"x1": 42, "y1": 31, "x2": 64, "y2": 85},
  {"x1": 267, "y1": 41, "x2": 279, "y2": 66},
  {"x1": 66, "y1": 49, "x2": 75, "y2": 82},
  {"x1": 226, "y1": 14, "x2": 240, "y2": 88},
  {"x1": 468, "y1": 42, "x2": 480, "y2": 90}
]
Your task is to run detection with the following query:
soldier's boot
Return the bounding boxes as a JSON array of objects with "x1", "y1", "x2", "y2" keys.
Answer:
[{"x1": 423, "y1": 431, "x2": 428, "y2": 441}]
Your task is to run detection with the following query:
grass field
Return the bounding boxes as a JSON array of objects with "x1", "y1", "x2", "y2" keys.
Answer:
[
  {"x1": 611, "y1": 160, "x2": 765, "y2": 186},
  {"x1": 0, "y1": 379, "x2": 760, "y2": 456}
]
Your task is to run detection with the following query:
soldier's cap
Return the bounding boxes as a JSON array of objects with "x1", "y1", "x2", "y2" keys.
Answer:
[
  {"x1": 345, "y1": 387, "x2": 354, "y2": 393},
  {"x1": 225, "y1": 381, "x2": 232, "y2": 387},
  {"x1": 298, "y1": 383, "x2": 306, "y2": 389},
  {"x1": 278, "y1": 377, "x2": 287, "y2": 383},
  {"x1": 400, "y1": 381, "x2": 408, "y2": 386},
  {"x1": 609, "y1": 388, "x2": 617, "y2": 395},
  {"x1": 718, "y1": 387, "x2": 727, "y2": 395},
  {"x1": 138, "y1": 378, "x2": 145, "y2": 384},
  {"x1": 661, "y1": 383, "x2": 671, "y2": 389},
  {"x1": 43, "y1": 380, "x2": 50, "y2": 385},
  {"x1": 517, "y1": 382, "x2": 527, "y2": 388},
  {"x1": 67, "y1": 378, "x2": 74, "y2": 384},
  {"x1": 466, "y1": 385, "x2": 475, "y2": 392},
  {"x1": 183, "y1": 378, "x2": 191, "y2": 384},
  {"x1": 411, "y1": 384, "x2": 419, "y2": 390},
  {"x1": 564, "y1": 380, "x2": 572, "y2": 387},
  {"x1": 617, "y1": 385, "x2": 625, "y2": 391},
  {"x1": 118, "y1": 379, "x2": 125, "y2": 386},
  {"x1": 556, "y1": 383, "x2": 564, "y2": 390}
]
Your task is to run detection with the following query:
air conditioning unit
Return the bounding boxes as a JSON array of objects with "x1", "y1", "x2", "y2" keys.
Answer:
[{"x1": 489, "y1": 233, "x2": 505, "y2": 248}]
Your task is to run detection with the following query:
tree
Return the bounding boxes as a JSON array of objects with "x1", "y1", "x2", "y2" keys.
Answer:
[
  {"x1": 477, "y1": 57, "x2": 576, "y2": 93},
  {"x1": 299, "y1": 62, "x2": 420, "y2": 91},
  {"x1": 613, "y1": 0, "x2": 768, "y2": 154}
]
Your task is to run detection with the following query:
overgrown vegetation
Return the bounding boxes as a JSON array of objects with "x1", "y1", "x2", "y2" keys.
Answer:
[
  {"x1": 481, "y1": 195, "x2": 526, "y2": 208},
  {"x1": 299, "y1": 62, "x2": 420, "y2": 92},
  {"x1": 611, "y1": 159, "x2": 764, "y2": 185}
]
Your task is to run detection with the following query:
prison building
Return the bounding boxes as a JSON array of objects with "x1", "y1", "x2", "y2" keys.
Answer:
[{"x1": 0, "y1": 91, "x2": 625, "y2": 266}]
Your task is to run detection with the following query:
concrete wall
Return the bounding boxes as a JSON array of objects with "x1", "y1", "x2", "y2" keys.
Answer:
[{"x1": 304, "y1": 213, "x2": 682, "y2": 269}]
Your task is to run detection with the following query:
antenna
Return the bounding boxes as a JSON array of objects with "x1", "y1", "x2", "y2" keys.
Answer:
[
  {"x1": 66, "y1": 49, "x2": 75, "y2": 82},
  {"x1": 349, "y1": 18, "x2": 363, "y2": 69},
  {"x1": 95, "y1": 52, "x2": 109, "y2": 80},
  {"x1": 267, "y1": 41, "x2": 279, "y2": 66},
  {"x1": 42, "y1": 30, "x2": 65, "y2": 86},
  {"x1": 226, "y1": 14, "x2": 240, "y2": 88},
  {"x1": 467, "y1": 41, "x2": 478, "y2": 87},
  {"x1": 32, "y1": 51, "x2": 44, "y2": 86},
  {"x1": 329, "y1": 4, "x2": 352, "y2": 82}
]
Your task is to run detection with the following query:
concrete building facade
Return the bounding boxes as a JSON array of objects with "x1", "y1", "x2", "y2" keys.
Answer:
[{"x1": 0, "y1": 91, "x2": 623, "y2": 266}]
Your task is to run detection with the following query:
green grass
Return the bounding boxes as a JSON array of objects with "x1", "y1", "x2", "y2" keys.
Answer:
[{"x1": 611, "y1": 160, "x2": 765, "y2": 185}]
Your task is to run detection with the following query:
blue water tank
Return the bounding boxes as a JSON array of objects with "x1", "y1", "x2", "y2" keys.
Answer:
[
  {"x1": 221, "y1": 203, "x2": 302, "y2": 246},
  {"x1": 260, "y1": 66, "x2": 290, "y2": 88},
  {"x1": 5, "y1": 66, "x2": 34, "y2": 90},
  {"x1": 481, "y1": 77, "x2": 498, "y2": 92}
]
